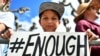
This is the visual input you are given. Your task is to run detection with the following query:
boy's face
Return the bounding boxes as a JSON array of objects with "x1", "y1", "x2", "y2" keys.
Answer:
[{"x1": 39, "y1": 10, "x2": 60, "y2": 32}]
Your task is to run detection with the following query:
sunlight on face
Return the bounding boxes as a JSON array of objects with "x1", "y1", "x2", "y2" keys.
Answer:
[{"x1": 39, "y1": 10, "x2": 60, "y2": 32}]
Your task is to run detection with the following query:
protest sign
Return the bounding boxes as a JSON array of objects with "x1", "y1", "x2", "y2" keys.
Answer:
[{"x1": 7, "y1": 32, "x2": 90, "y2": 56}]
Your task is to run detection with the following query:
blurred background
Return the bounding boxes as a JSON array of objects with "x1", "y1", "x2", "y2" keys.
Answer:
[{"x1": 9, "y1": 0, "x2": 100, "y2": 32}]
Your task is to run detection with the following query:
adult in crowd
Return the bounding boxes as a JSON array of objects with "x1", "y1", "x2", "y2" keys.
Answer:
[
  {"x1": 0, "y1": 0, "x2": 15, "y2": 56},
  {"x1": 74, "y1": 2, "x2": 100, "y2": 56}
]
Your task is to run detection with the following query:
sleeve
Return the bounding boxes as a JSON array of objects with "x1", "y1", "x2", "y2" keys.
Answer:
[
  {"x1": 0, "y1": 12, "x2": 15, "y2": 29},
  {"x1": 75, "y1": 21, "x2": 90, "y2": 32}
]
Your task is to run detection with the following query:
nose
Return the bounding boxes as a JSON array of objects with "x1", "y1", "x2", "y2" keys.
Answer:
[{"x1": 48, "y1": 19, "x2": 53, "y2": 23}]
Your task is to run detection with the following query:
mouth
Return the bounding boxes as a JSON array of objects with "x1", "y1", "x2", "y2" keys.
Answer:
[
  {"x1": 46, "y1": 25, "x2": 54, "y2": 29},
  {"x1": 44, "y1": 25, "x2": 56, "y2": 31},
  {"x1": 46, "y1": 26, "x2": 53, "y2": 28}
]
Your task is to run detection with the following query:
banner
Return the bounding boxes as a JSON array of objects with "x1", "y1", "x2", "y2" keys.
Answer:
[{"x1": 7, "y1": 32, "x2": 90, "y2": 56}]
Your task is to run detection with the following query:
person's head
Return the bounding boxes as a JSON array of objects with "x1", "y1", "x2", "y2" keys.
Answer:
[
  {"x1": 0, "y1": 0, "x2": 10, "y2": 11},
  {"x1": 74, "y1": 2, "x2": 100, "y2": 23},
  {"x1": 39, "y1": 2, "x2": 64, "y2": 32}
]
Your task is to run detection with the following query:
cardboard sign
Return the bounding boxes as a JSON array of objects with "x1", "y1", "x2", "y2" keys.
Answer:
[{"x1": 7, "y1": 32, "x2": 90, "y2": 56}]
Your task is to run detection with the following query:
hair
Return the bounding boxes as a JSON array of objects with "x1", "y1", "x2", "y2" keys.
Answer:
[
  {"x1": 74, "y1": 14, "x2": 84, "y2": 23},
  {"x1": 2, "y1": 0, "x2": 10, "y2": 11},
  {"x1": 5, "y1": 0, "x2": 9, "y2": 4},
  {"x1": 39, "y1": 9, "x2": 61, "y2": 20},
  {"x1": 90, "y1": 0, "x2": 100, "y2": 10}
]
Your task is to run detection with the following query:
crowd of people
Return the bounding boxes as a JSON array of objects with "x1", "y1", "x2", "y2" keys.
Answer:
[{"x1": 0, "y1": 0, "x2": 100, "y2": 56}]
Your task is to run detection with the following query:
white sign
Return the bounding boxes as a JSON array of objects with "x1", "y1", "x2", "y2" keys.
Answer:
[{"x1": 7, "y1": 32, "x2": 90, "y2": 56}]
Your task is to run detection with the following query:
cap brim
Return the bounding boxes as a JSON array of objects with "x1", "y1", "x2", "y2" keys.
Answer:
[{"x1": 74, "y1": 2, "x2": 91, "y2": 23}]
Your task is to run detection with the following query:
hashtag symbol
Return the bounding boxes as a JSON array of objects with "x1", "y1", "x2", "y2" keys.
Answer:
[{"x1": 9, "y1": 38, "x2": 25, "y2": 53}]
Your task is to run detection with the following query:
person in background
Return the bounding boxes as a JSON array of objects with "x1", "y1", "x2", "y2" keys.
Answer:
[
  {"x1": 74, "y1": 2, "x2": 100, "y2": 56},
  {"x1": 0, "y1": 0, "x2": 15, "y2": 56},
  {"x1": 37, "y1": 2, "x2": 100, "y2": 56},
  {"x1": 39, "y1": 2, "x2": 64, "y2": 32}
]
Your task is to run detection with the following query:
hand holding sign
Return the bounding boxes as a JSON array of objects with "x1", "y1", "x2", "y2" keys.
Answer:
[{"x1": 86, "y1": 29, "x2": 99, "y2": 42}]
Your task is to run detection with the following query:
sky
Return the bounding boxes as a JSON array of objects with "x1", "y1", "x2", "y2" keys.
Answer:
[
  {"x1": 10, "y1": 0, "x2": 50, "y2": 22},
  {"x1": 9, "y1": 0, "x2": 100, "y2": 32}
]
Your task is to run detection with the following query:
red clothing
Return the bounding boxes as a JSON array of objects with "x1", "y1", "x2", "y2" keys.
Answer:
[{"x1": 75, "y1": 19, "x2": 100, "y2": 56}]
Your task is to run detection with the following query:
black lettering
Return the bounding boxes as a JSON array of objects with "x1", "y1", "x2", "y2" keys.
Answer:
[
  {"x1": 22, "y1": 33, "x2": 40, "y2": 56},
  {"x1": 77, "y1": 35, "x2": 87, "y2": 56},
  {"x1": 66, "y1": 35, "x2": 76, "y2": 55},
  {"x1": 45, "y1": 35, "x2": 55, "y2": 56},
  {"x1": 32, "y1": 36, "x2": 46, "y2": 56},
  {"x1": 56, "y1": 35, "x2": 65, "y2": 55}
]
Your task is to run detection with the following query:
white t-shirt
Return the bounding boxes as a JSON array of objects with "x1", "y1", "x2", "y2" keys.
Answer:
[{"x1": 0, "y1": 11, "x2": 15, "y2": 56}]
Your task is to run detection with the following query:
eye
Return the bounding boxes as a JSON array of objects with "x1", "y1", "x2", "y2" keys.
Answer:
[
  {"x1": 52, "y1": 18, "x2": 56, "y2": 20},
  {"x1": 93, "y1": 7, "x2": 95, "y2": 9},
  {"x1": 52, "y1": 17, "x2": 58, "y2": 20},
  {"x1": 42, "y1": 17, "x2": 48, "y2": 20}
]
